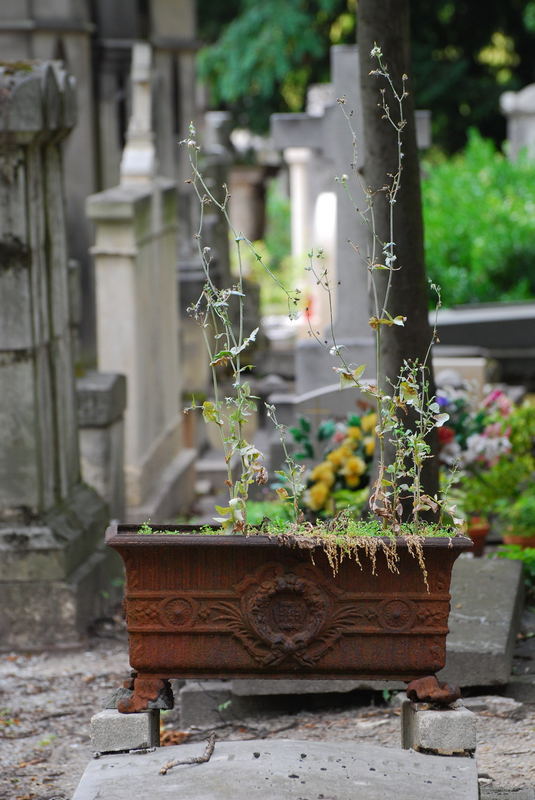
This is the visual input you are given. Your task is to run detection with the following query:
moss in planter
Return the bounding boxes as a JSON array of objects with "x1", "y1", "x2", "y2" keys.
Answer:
[{"x1": 137, "y1": 518, "x2": 462, "y2": 590}]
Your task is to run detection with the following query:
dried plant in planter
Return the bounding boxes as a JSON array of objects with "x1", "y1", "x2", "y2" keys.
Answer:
[{"x1": 178, "y1": 47, "x2": 462, "y2": 546}]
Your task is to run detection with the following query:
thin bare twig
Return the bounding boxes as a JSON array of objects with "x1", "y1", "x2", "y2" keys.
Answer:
[
  {"x1": 0, "y1": 729, "x2": 37, "y2": 739},
  {"x1": 159, "y1": 731, "x2": 216, "y2": 775}
]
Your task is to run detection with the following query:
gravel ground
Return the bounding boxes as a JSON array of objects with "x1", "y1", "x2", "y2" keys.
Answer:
[{"x1": 1, "y1": 621, "x2": 534, "y2": 800}]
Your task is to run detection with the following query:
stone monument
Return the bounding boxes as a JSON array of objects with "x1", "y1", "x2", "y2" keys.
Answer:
[{"x1": 0, "y1": 62, "x2": 115, "y2": 650}]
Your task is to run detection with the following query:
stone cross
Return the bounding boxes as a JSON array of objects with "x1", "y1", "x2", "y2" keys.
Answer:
[{"x1": 120, "y1": 42, "x2": 157, "y2": 184}]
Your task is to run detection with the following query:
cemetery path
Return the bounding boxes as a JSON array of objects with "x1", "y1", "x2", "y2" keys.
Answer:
[{"x1": 0, "y1": 623, "x2": 534, "y2": 800}]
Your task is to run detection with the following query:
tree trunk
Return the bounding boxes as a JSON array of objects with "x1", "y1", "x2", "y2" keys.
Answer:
[{"x1": 357, "y1": 0, "x2": 439, "y2": 509}]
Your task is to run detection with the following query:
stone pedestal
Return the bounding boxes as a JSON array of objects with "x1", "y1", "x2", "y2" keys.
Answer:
[
  {"x1": 229, "y1": 164, "x2": 267, "y2": 242},
  {"x1": 0, "y1": 3, "x2": 100, "y2": 362},
  {"x1": 77, "y1": 372, "x2": 127, "y2": 520},
  {"x1": 0, "y1": 62, "x2": 117, "y2": 650}
]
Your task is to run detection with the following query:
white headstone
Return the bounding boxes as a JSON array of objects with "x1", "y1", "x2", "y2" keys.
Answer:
[
  {"x1": 272, "y1": 45, "x2": 374, "y2": 394},
  {"x1": 120, "y1": 42, "x2": 157, "y2": 184}
]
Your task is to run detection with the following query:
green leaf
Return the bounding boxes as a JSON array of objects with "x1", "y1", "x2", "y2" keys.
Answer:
[
  {"x1": 399, "y1": 380, "x2": 419, "y2": 405},
  {"x1": 202, "y1": 401, "x2": 222, "y2": 425},
  {"x1": 303, "y1": 442, "x2": 314, "y2": 458},
  {"x1": 289, "y1": 427, "x2": 305, "y2": 442},
  {"x1": 337, "y1": 369, "x2": 354, "y2": 388},
  {"x1": 317, "y1": 420, "x2": 336, "y2": 440},
  {"x1": 209, "y1": 350, "x2": 232, "y2": 367}
]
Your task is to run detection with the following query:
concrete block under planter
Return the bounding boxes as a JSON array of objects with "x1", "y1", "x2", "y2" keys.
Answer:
[
  {"x1": 90, "y1": 709, "x2": 159, "y2": 754},
  {"x1": 401, "y1": 699, "x2": 476, "y2": 756}
]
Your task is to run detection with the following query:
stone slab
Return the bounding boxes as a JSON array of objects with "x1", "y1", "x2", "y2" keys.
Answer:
[
  {"x1": 231, "y1": 679, "x2": 405, "y2": 697},
  {"x1": 505, "y1": 675, "x2": 535, "y2": 704},
  {"x1": 72, "y1": 739, "x2": 478, "y2": 800},
  {"x1": 480, "y1": 788, "x2": 535, "y2": 800},
  {"x1": 438, "y1": 557, "x2": 524, "y2": 687},
  {"x1": 179, "y1": 678, "x2": 406, "y2": 728}
]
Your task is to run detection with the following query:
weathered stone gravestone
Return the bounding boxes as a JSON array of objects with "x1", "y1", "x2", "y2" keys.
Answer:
[
  {"x1": 271, "y1": 45, "x2": 374, "y2": 395},
  {"x1": 87, "y1": 44, "x2": 196, "y2": 521},
  {"x1": 0, "y1": 62, "x2": 117, "y2": 650}
]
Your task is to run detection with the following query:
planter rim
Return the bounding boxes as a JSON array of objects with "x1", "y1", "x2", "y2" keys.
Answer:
[{"x1": 106, "y1": 522, "x2": 473, "y2": 550}]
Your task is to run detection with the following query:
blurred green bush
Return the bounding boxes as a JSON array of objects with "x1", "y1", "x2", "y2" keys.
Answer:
[{"x1": 422, "y1": 129, "x2": 535, "y2": 306}]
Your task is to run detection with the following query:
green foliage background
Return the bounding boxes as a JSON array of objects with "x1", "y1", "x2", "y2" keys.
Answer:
[
  {"x1": 422, "y1": 130, "x2": 535, "y2": 306},
  {"x1": 197, "y1": 0, "x2": 535, "y2": 153},
  {"x1": 197, "y1": 0, "x2": 355, "y2": 134}
]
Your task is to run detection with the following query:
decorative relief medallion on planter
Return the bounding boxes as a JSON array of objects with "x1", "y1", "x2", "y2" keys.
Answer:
[
  {"x1": 158, "y1": 598, "x2": 198, "y2": 628},
  {"x1": 377, "y1": 598, "x2": 417, "y2": 631},
  {"x1": 212, "y1": 562, "x2": 340, "y2": 667},
  {"x1": 245, "y1": 570, "x2": 331, "y2": 652},
  {"x1": 416, "y1": 605, "x2": 450, "y2": 628}
]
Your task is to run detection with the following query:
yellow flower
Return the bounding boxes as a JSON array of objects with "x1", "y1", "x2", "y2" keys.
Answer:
[
  {"x1": 340, "y1": 455, "x2": 367, "y2": 489},
  {"x1": 342, "y1": 455, "x2": 367, "y2": 477},
  {"x1": 326, "y1": 445, "x2": 352, "y2": 468},
  {"x1": 361, "y1": 413, "x2": 377, "y2": 433},
  {"x1": 310, "y1": 461, "x2": 335, "y2": 487},
  {"x1": 306, "y1": 481, "x2": 330, "y2": 511},
  {"x1": 346, "y1": 426, "x2": 362, "y2": 441},
  {"x1": 364, "y1": 436, "x2": 375, "y2": 456}
]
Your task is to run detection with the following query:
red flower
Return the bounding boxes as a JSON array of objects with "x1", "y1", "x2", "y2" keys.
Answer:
[{"x1": 438, "y1": 425, "x2": 455, "y2": 445}]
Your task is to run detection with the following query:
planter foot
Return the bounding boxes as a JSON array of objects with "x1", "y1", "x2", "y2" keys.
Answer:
[
  {"x1": 406, "y1": 675, "x2": 460, "y2": 707},
  {"x1": 118, "y1": 675, "x2": 174, "y2": 713}
]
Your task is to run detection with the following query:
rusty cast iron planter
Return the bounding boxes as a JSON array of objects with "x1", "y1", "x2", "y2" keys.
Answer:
[{"x1": 107, "y1": 524, "x2": 471, "y2": 711}]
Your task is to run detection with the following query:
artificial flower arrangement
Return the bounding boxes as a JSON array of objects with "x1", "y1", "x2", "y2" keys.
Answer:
[
  {"x1": 288, "y1": 411, "x2": 376, "y2": 516},
  {"x1": 445, "y1": 394, "x2": 535, "y2": 530},
  {"x1": 436, "y1": 387, "x2": 513, "y2": 470}
]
